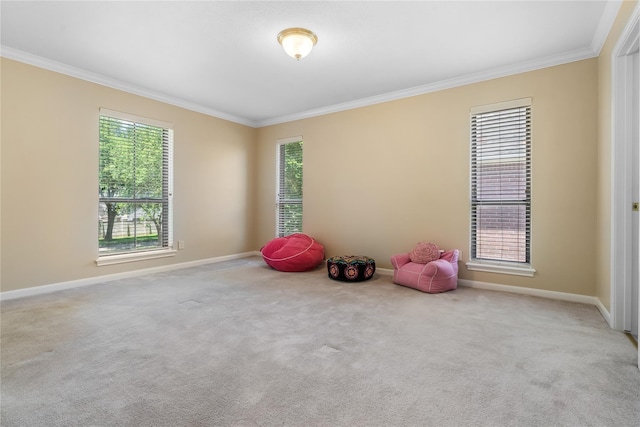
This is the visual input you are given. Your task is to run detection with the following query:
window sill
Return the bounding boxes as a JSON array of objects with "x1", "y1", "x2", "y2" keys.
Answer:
[
  {"x1": 466, "y1": 261, "x2": 536, "y2": 277},
  {"x1": 96, "y1": 249, "x2": 177, "y2": 266}
]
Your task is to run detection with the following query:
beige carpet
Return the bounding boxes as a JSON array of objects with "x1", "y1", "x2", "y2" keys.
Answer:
[{"x1": 1, "y1": 257, "x2": 639, "y2": 426}]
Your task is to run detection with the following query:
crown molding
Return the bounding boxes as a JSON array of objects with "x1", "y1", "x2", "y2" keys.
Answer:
[
  {"x1": 2, "y1": 41, "x2": 600, "y2": 129},
  {"x1": 591, "y1": 0, "x2": 623, "y2": 54},
  {"x1": 0, "y1": 46, "x2": 257, "y2": 127},
  {"x1": 256, "y1": 46, "x2": 598, "y2": 127}
]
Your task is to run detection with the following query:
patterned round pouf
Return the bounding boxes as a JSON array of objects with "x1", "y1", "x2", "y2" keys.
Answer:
[{"x1": 327, "y1": 255, "x2": 376, "y2": 282}]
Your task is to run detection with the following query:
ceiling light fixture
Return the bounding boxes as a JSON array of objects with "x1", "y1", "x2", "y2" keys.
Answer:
[{"x1": 277, "y1": 27, "x2": 317, "y2": 61}]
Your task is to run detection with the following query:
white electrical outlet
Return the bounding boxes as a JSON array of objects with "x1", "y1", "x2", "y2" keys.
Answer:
[{"x1": 178, "y1": 240, "x2": 185, "y2": 250}]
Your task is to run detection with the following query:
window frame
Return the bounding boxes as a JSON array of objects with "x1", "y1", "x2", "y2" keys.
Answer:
[
  {"x1": 96, "y1": 108, "x2": 175, "y2": 266},
  {"x1": 275, "y1": 136, "x2": 303, "y2": 238},
  {"x1": 466, "y1": 98, "x2": 536, "y2": 277}
]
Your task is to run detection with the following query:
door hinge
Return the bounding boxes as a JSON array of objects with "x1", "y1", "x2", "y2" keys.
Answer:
[{"x1": 633, "y1": 202, "x2": 639, "y2": 212}]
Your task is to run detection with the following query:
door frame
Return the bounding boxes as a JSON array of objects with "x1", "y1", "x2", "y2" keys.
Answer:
[{"x1": 611, "y1": 5, "x2": 639, "y2": 334}]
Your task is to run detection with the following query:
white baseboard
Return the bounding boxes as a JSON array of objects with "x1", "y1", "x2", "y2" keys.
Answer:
[
  {"x1": 379, "y1": 270, "x2": 605, "y2": 310},
  {"x1": 460, "y1": 278, "x2": 612, "y2": 325},
  {"x1": 2, "y1": 257, "x2": 613, "y2": 326},
  {"x1": 0, "y1": 251, "x2": 261, "y2": 301},
  {"x1": 594, "y1": 297, "x2": 612, "y2": 327},
  {"x1": 457, "y1": 278, "x2": 599, "y2": 306},
  {"x1": 376, "y1": 267, "x2": 393, "y2": 276}
]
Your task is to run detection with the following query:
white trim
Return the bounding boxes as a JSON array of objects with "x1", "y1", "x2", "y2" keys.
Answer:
[
  {"x1": 468, "y1": 103, "x2": 533, "y2": 276},
  {"x1": 98, "y1": 112, "x2": 175, "y2": 260},
  {"x1": 465, "y1": 262, "x2": 536, "y2": 278},
  {"x1": 1, "y1": 44, "x2": 598, "y2": 129},
  {"x1": 2, "y1": 0, "x2": 622, "y2": 132},
  {"x1": 591, "y1": 1, "x2": 624, "y2": 55},
  {"x1": 376, "y1": 267, "x2": 393, "y2": 276},
  {"x1": 99, "y1": 108, "x2": 173, "y2": 130},
  {"x1": 167, "y1": 132, "x2": 175, "y2": 248},
  {"x1": 96, "y1": 249, "x2": 177, "y2": 266},
  {"x1": 2, "y1": 253, "x2": 606, "y2": 321},
  {"x1": 275, "y1": 138, "x2": 303, "y2": 238},
  {"x1": 470, "y1": 97, "x2": 532, "y2": 115},
  {"x1": 458, "y1": 279, "x2": 598, "y2": 306},
  {"x1": 610, "y1": 3, "x2": 640, "y2": 332},
  {"x1": 595, "y1": 297, "x2": 612, "y2": 327},
  {"x1": 276, "y1": 135, "x2": 303, "y2": 145},
  {"x1": 385, "y1": 270, "x2": 605, "y2": 310},
  {"x1": 0, "y1": 251, "x2": 260, "y2": 301},
  {"x1": 255, "y1": 48, "x2": 595, "y2": 127},
  {"x1": 0, "y1": 46, "x2": 255, "y2": 127}
]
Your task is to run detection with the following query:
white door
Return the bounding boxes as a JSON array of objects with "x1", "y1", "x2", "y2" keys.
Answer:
[
  {"x1": 631, "y1": 50, "x2": 639, "y2": 344},
  {"x1": 633, "y1": 50, "x2": 639, "y2": 369},
  {"x1": 612, "y1": 7, "x2": 640, "y2": 372}
]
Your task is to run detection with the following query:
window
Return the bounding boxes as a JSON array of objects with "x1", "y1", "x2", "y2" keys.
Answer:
[
  {"x1": 468, "y1": 99, "x2": 535, "y2": 277},
  {"x1": 276, "y1": 137, "x2": 303, "y2": 237},
  {"x1": 98, "y1": 109, "x2": 173, "y2": 263}
]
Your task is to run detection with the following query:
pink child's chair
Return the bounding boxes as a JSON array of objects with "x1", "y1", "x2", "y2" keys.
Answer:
[{"x1": 390, "y1": 242, "x2": 460, "y2": 293}]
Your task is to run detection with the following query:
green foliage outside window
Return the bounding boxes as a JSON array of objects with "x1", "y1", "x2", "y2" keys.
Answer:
[
  {"x1": 278, "y1": 141, "x2": 303, "y2": 236},
  {"x1": 99, "y1": 116, "x2": 168, "y2": 253}
]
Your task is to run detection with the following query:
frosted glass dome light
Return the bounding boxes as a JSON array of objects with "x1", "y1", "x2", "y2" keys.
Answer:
[{"x1": 277, "y1": 28, "x2": 318, "y2": 60}]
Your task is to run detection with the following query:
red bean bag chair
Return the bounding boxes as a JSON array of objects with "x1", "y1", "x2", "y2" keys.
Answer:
[{"x1": 260, "y1": 233, "x2": 324, "y2": 272}]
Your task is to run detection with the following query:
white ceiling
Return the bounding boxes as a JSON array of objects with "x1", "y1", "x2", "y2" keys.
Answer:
[{"x1": 0, "y1": 1, "x2": 622, "y2": 127}]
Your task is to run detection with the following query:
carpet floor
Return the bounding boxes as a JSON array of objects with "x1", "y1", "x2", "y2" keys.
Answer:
[{"x1": 1, "y1": 257, "x2": 639, "y2": 426}]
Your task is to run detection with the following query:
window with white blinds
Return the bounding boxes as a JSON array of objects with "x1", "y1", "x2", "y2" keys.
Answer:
[
  {"x1": 98, "y1": 109, "x2": 173, "y2": 256},
  {"x1": 470, "y1": 99, "x2": 531, "y2": 267},
  {"x1": 276, "y1": 138, "x2": 303, "y2": 237}
]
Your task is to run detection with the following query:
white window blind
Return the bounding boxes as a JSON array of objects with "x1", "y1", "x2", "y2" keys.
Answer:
[
  {"x1": 471, "y1": 100, "x2": 531, "y2": 264},
  {"x1": 276, "y1": 138, "x2": 303, "y2": 237},
  {"x1": 98, "y1": 110, "x2": 173, "y2": 255}
]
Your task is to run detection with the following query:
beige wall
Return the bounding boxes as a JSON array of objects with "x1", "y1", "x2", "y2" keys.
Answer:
[
  {"x1": 256, "y1": 59, "x2": 599, "y2": 296},
  {"x1": 596, "y1": 0, "x2": 639, "y2": 311},
  {"x1": 1, "y1": 58, "x2": 257, "y2": 292},
  {"x1": 3, "y1": 4, "x2": 637, "y2": 298}
]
